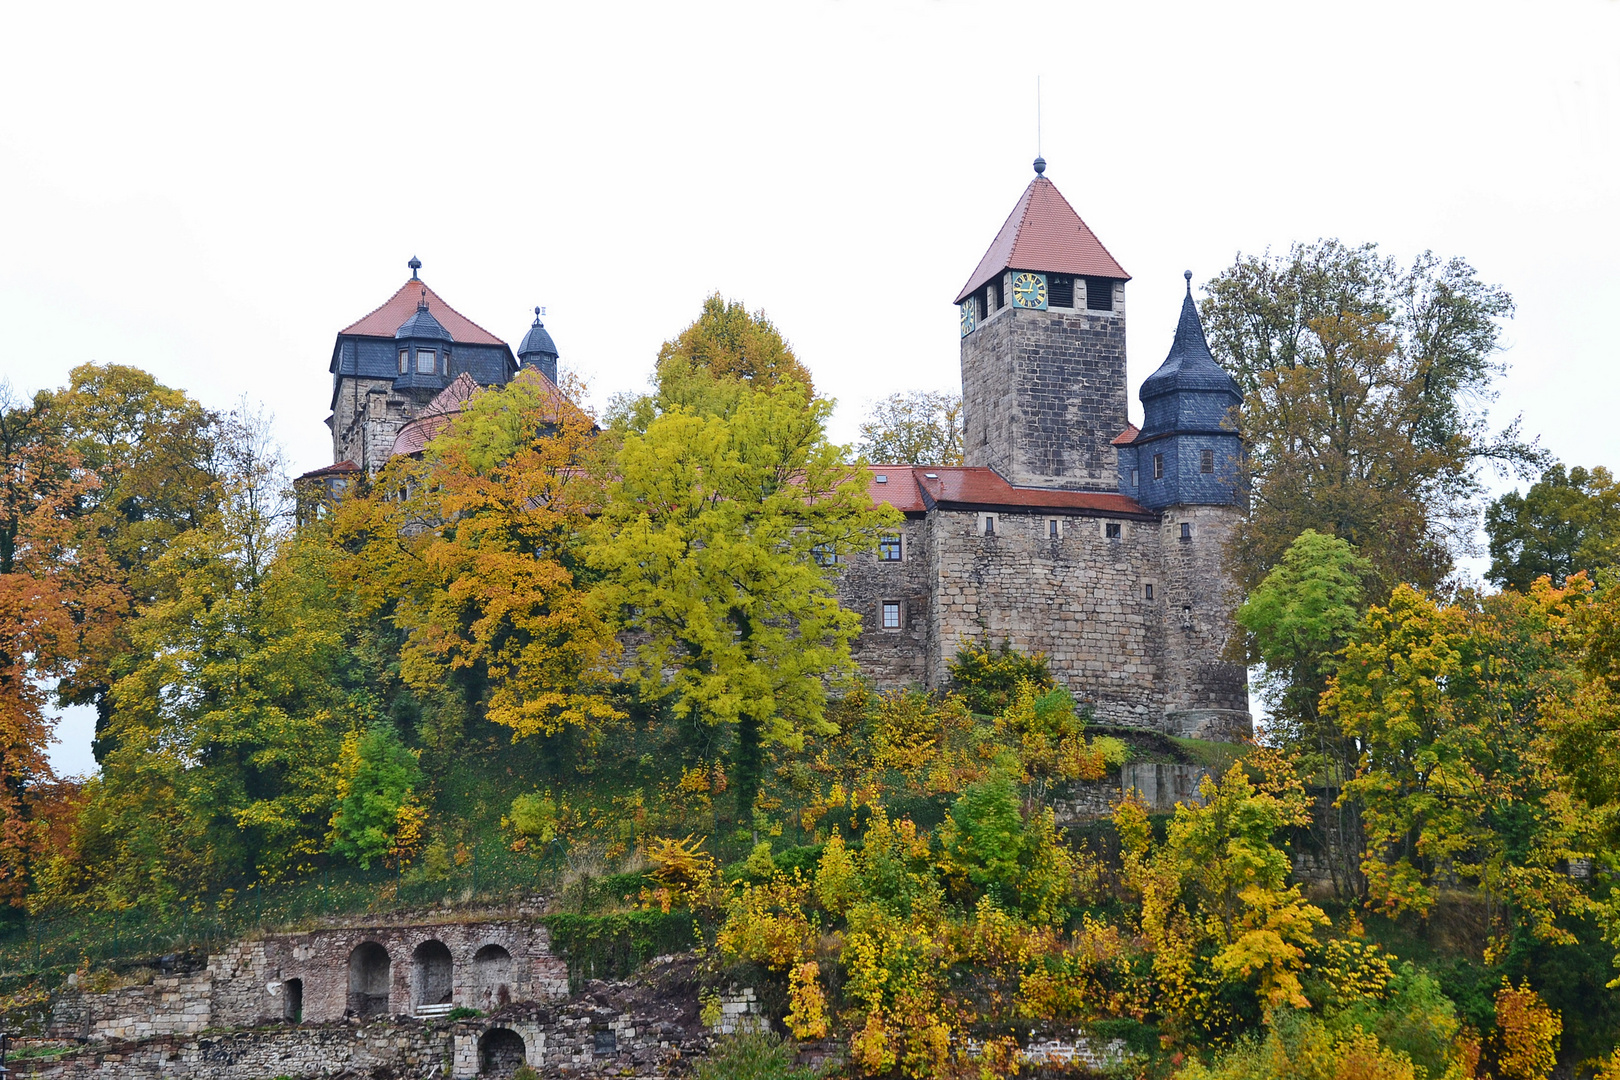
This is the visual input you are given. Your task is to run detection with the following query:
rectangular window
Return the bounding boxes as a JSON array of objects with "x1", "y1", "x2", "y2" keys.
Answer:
[
  {"x1": 1154, "y1": 454, "x2": 1164, "y2": 479},
  {"x1": 993, "y1": 278, "x2": 1005, "y2": 309},
  {"x1": 1085, "y1": 277, "x2": 1114, "y2": 311},
  {"x1": 1105, "y1": 522, "x2": 1122, "y2": 539},
  {"x1": 881, "y1": 601, "x2": 902, "y2": 630},
  {"x1": 878, "y1": 535, "x2": 902, "y2": 561},
  {"x1": 812, "y1": 543, "x2": 839, "y2": 567},
  {"x1": 1047, "y1": 518, "x2": 1060, "y2": 539},
  {"x1": 983, "y1": 515, "x2": 996, "y2": 536},
  {"x1": 1048, "y1": 274, "x2": 1075, "y2": 307},
  {"x1": 1180, "y1": 522, "x2": 1193, "y2": 541},
  {"x1": 976, "y1": 289, "x2": 988, "y2": 321},
  {"x1": 1144, "y1": 583, "x2": 1154, "y2": 601},
  {"x1": 416, "y1": 350, "x2": 436, "y2": 374},
  {"x1": 398, "y1": 350, "x2": 408, "y2": 374},
  {"x1": 1200, "y1": 448, "x2": 1214, "y2": 474},
  {"x1": 1130, "y1": 468, "x2": 1139, "y2": 487}
]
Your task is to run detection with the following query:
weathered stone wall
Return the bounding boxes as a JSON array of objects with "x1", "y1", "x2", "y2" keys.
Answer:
[
  {"x1": 925, "y1": 507, "x2": 1166, "y2": 725},
  {"x1": 47, "y1": 971, "x2": 212, "y2": 1043},
  {"x1": 1121, "y1": 763, "x2": 1213, "y2": 813},
  {"x1": 839, "y1": 515, "x2": 932, "y2": 686},
  {"x1": 212, "y1": 919, "x2": 567, "y2": 1028},
  {"x1": 1154, "y1": 504, "x2": 1251, "y2": 739},
  {"x1": 961, "y1": 283, "x2": 1128, "y2": 492}
]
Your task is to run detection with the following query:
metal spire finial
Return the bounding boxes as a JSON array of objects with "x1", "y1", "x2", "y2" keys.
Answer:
[
  {"x1": 1184, "y1": 269, "x2": 1193, "y2": 293},
  {"x1": 418, "y1": 287, "x2": 429, "y2": 311},
  {"x1": 408, "y1": 255, "x2": 422, "y2": 280},
  {"x1": 532, "y1": 305, "x2": 544, "y2": 326}
]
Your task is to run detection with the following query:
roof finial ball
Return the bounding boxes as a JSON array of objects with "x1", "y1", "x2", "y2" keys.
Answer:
[
  {"x1": 1033, "y1": 155, "x2": 1047, "y2": 177},
  {"x1": 1184, "y1": 269, "x2": 1193, "y2": 293},
  {"x1": 408, "y1": 255, "x2": 422, "y2": 280}
]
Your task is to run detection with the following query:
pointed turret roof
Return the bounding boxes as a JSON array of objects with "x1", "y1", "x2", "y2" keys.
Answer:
[
  {"x1": 955, "y1": 173, "x2": 1130, "y2": 304},
  {"x1": 1140, "y1": 273, "x2": 1241, "y2": 402},
  {"x1": 342, "y1": 279, "x2": 506, "y2": 345}
]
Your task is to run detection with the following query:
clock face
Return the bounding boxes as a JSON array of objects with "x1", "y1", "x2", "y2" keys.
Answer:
[
  {"x1": 959, "y1": 300, "x2": 976, "y2": 337},
  {"x1": 1011, "y1": 272, "x2": 1048, "y2": 310}
]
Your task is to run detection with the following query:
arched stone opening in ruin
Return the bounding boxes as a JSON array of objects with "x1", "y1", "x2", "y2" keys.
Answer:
[
  {"x1": 283, "y1": 977, "x2": 303, "y2": 1023},
  {"x1": 479, "y1": 1027, "x2": 527, "y2": 1075},
  {"x1": 411, "y1": 938, "x2": 455, "y2": 1011},
  {"x1": 473, "y1": 943, "x2": 513, "y2": 1011},
  {"x1": 347, "y1": 941, "x2": 391, "y2": 1017}
]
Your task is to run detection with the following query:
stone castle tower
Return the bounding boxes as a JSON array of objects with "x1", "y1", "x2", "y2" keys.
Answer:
[{"x1": 838, "y1": 160, "x2": 1252, "y2": 739}]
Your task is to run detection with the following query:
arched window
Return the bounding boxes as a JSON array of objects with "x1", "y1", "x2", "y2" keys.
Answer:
[
  {"x1": 347, "y1": 942, "x2": 391, "y2": 1018},
  {"x1": 479, "y1": 1027, "x2": 527, "y2": 1074},
  {"x1": 411, "y1": 939, "x2": 454, "y2": 1012},
  {"x1": 473, "y1": 944, "x2": 513, "y2": 1011}
]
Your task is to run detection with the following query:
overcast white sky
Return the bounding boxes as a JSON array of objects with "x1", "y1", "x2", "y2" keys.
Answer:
[{"x1": 4, "y1": 1, "x2": 1617, "y2": 774}]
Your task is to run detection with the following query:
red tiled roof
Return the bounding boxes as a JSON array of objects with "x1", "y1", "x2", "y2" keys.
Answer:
[
  {"x1": 341, "y1": 280, "x2": 507, "y2": 345},
  {"x1": 862, "y1": 465, "x2": 1152, "y2": 517},
  {"x1": 295, "y1": 459, "x2": 360, "y2": 481},
  {"x1": 1111, "y1": 424, "x2": 1140, "y2": 446},
  {"x1": 954, "y1": 178, "x2": 1131, "y2": 304},
  {"x1": 391, "y1": 374, "x2": 482, "y2": 457},
  {"x1": 389, "y1": 369, "x2": 595, "y2": 459}
]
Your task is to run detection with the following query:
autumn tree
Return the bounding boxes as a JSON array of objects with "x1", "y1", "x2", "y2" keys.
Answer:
[
  {"x1": 588, "y1": 372, "x2": 896, "y2": 826},
  {"x1": 1199, "y1": 241, "x2": 1541, "y2": 594},
  {"x1": 48, "y1": 364, "x2": 220, "y2": 760},
  {"x1": 38, "y1": 410, "x2": 357, "y2": 909},
  {"x1": 0, "y1": 384, "x2": 125, "y2": 903},
  {"x1": 1486, "y1": 463, "x2": 1620, "y2": 591},
  {"x1": 655, "y1": 293, "x2": 814, "y2": 395},
  {"x1": 855, "y1": 390, "x2": 963, "y2": 466},
  {"x1": 336, "y1": 371, "x2": 620, "y2": 751}
]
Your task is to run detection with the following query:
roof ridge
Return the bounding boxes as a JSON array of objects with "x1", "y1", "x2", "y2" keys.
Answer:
[
  {"x1": 1038, "y1": 180, "x2": 1129, "y2": 283},
  {"x1": 339, "y1": 281, "x2": 410, "y2": 337}
]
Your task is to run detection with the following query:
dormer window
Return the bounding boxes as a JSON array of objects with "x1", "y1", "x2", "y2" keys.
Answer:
[{"x1": 416, "y1": 350, "x2": 436, "y2": 375}]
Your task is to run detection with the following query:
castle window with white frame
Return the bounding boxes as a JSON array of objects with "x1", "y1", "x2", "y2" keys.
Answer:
[
  {"x1": 1105, "y1": 522, "x2": 1122, "y2": 540},
  {"x1": 980, "y1": 514, "x2": 997, "y2": 536},
  {"x1": 398, "y1": 350, "x2": 408, "y2": 374},
  {"x1": 1180, "y1": 522, "x2": 1193, "y2": 541},
  {"x1": 1154, "y1": 453, "x2": 1165, "y2": 479},
  {"x1": 878, "y1": 534, "x2": 902, "y2": 562},
  {"x1": 1045, "y1": 518, "x2": 1061, "y2": 539},
  {"x1": 416, "y1": 349, "x2": 436, "y2": 375},
  {"x1": 881, "y1": 601, "x2": 902, "y2": 630}
]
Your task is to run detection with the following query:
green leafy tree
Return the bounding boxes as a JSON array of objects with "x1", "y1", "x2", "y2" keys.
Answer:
[
  {"x1": 1486, "y1": 464, "x2": 1620, "y2": 590},
  {"x1": 329, "y1": 722, "x2": 425, "y2": 869},
  {"x1": 855, "y1": 391, "x2": 963, "y2": 466},
  {"x1": 1199, "y1": 240, "x2": 1541, "y2": 594},
  {"x1": 588, "y1": 373, "x2": 896, "y2": 824},
  {"x1": 1237, "y1": 529, "x2": 1373, "y2": 896},
  {"x1": 656, "y1": 293, "x2": 814, "y2": 395}
]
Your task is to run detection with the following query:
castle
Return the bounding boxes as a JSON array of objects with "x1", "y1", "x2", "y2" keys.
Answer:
[{"x1": 298, "y1": 161, "x2": 1251, "y2": 741}]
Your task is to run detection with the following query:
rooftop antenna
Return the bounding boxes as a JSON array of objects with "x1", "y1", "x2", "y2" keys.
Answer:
[{"x1": 1033, "y1": 76, "x2": 1046, "y2": 177}]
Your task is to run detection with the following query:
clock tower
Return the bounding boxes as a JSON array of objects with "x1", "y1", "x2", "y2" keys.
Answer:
[{"x1": 956, "y1": 159, "x2": 1130, "y2": 490}]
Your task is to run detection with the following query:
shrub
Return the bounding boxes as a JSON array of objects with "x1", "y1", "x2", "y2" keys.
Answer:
[
  {"x1": 693, "y1": 1032, "x2": 821, "y2": 1080},
  {"x1": 948, "y1": 641, "x2": 1052, "y2": 714},
  {"x1": 328, "y1": 723, "x2": 425, "y2": 868}
]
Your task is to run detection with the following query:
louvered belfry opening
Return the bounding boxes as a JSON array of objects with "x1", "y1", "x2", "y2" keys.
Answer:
[
  {"x1": 1085, "y1": 277, "x2": 1115, "y2": 311},
  {"x1": 1048, "y1": 274, "x2": 1075, "y2": 308}
]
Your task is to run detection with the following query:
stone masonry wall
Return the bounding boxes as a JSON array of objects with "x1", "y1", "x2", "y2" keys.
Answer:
[
  {"x1": 1154, "y1": 504, "x2": 1252, "y2": 739},
  {"x1": 839, "y1": 515, "x2": 932, "y2": 686},
  {"x1": 924, "y1": 507, "x2": 1166, "y2": 725},
  {"x1": 212, "y1": 919, "x2": 568, "y2": 1029},
  {"x1": 961, "y1": 285, "x2": 1128, "y2": 492}
]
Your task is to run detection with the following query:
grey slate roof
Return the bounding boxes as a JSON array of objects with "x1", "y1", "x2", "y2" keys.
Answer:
[
  {"x1": 518, "y1": 312, "x2": 558, "y2": 359},
  {"x1": 394, "y1": 304, "x2": 454, "y2": 342},
  {"x1": 1139, "y1": 281, "x2": 1241, "y2": 402}
]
